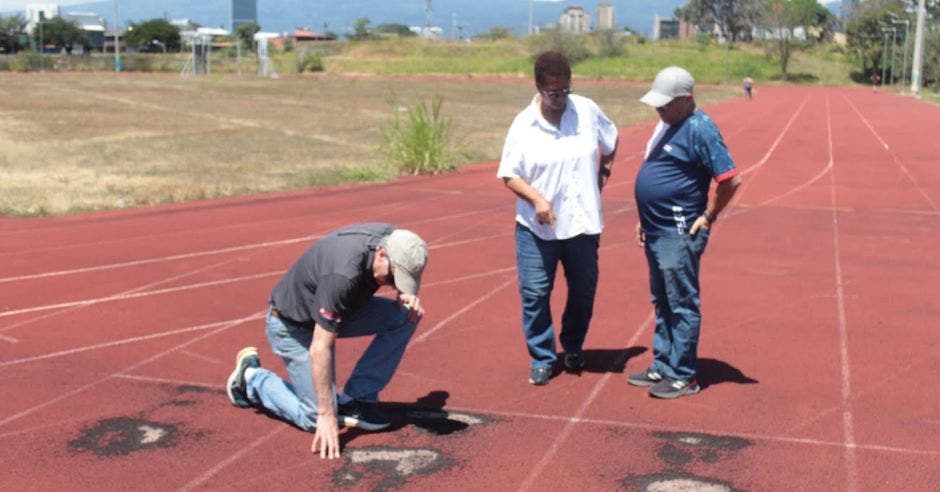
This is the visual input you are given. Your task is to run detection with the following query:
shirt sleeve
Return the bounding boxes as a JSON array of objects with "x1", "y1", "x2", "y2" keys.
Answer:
[
  {"x1": 497, "y1": 117, "x2": 525, "y2": 180},
  {"x1": 595, "y1": 104, "x2": 618, "y2": 155},
  {"x1": 311, "y1": 274, "x2": 356, "y2": 333},
  {"x1": 691, "y1": 115, "x2": 738, "y2": 183}
]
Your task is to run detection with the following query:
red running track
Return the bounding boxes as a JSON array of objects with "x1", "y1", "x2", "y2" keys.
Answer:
[{"x1": 1, "y1": 87, "x2": 938, "y2": 491}]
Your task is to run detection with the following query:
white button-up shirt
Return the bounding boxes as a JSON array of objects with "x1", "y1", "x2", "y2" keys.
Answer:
[{"x1": 497, "y1": 93, "x2": 618, "y2": 240}]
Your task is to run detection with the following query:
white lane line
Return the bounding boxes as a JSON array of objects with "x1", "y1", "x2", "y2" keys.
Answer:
[
  {"x1": 0, "y1": 314, "x2": 265, "y2": 367},
  {"x1": 111, "y1": 373, "x2": 218, "y2": 389},
  {"x1": 519, "y1": 313, "x2": 654, "y2": 491},
  {"x1": 0, "y1": 311, "x2": 262, "y2": 427},
  {"x1": 827, "y1": 94, "x2": 859, "y2": 492},
  {"x1": 0, "y1": 257, "x2": 246, "y2": 337},
  {"x1": 445, "y1": 405, "x2": 940, "y2": 457},
  {"x1": 412, "y1": 278, "x2": 516, "y2": 344},
  {"x1": 180, "y1": 426, "x2": 289, "y2": 491},
  {"x1": 0, "y1": 235, "x2": 316, "y2": 284},
  {"x1": 843, "y1": 95, "x2": 938, "y2": 211},
  {"x1": 0, "y1": 271, "x2": 281, "y2": 319}
]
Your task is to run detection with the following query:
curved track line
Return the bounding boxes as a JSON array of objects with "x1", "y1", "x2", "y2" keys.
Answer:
[{"x1": 843, "y1": 95, "x2": 938, "y2": 211}]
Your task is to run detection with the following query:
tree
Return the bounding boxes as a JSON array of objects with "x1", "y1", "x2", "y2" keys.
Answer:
[
  {"x1": 676, "y1": 0, "x2": 763, "y2": 42},
  {"x1": 760, "y1": 0, "x2": 834, "y2": 79},
  {"x1": 350, "y1": 17, "x2": 372, "y2": 40},
  {"x1": 234, "y1": 22, "x2": 260, "y2": 50},
  {"x1": 374, "y1": 23, "x2": 417, "y2": 37},
  {"x1": 0, "y1": 14, "x2": 28, "y2": 54},
  {"x1": 845, "y1": 0, "x2": 906, "y2": 78},
  {"x1": 125, "y1": 18, "x2": 181, "y2": 52},
  {"x1": 33, "y1": 16, "x2": 85, "y2": 54}
]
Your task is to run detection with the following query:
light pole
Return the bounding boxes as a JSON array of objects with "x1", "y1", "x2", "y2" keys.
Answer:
[
  {"x1": 889, "y1": 16, "x2": 910, "y2": 92},
  {"x1": 910, "y1": 0, "x2": 927, "y2": 96},
  {"x1": 113, "y1": 0, "x2": 121, "y2": 72},
  {"x1": 37, "y1": 11, "x2": 45, "y2": 73},
  {"x1": 880, "y1": 26, "x2": 889, "y2": 87}
]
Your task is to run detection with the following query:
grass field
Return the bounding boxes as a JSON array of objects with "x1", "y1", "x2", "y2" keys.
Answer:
[{"x1": 0, "y1": 72, "x2": 737, "y2": 216}]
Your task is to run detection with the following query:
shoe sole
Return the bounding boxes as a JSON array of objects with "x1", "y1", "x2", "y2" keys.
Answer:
[
  {"x1": 627, "y1": 378, "x2": 660, "y2": 387},
  {"x1": 226, "y1": 346, "x2": 258, "y2": 408},
  {"x1": 528, "y1": 378, "x2": 549, "y2": 386},
  {"x1": 649, "y1": 385, "x2": 701, "y2": 399},
  {"x1": 339, "y1": 415, "x2": 391, "y2": 431}
]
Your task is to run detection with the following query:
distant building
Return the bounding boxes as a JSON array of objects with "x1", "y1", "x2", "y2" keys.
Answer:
[
  {"x1": 596, "y1": 1, "x2": 614, "y2": 31},
  {"x1": 560, "y1": 6, "x2": 591, "y2": 35},
  {"x1": 652, "y1": 15, "x2": 679, "y2": 40},
  {"x1": 25, "y1": 3, "x2": 60, "y2": 34},
  {"x1": 171, "y1": 18, "x2": 200, "y2": 32},
  {"x1": 63, "y1": 11, "x2": 106, "y2": 51},
  {"x1": 231, "y1": 0, "x2": 257, "y2": 30}
]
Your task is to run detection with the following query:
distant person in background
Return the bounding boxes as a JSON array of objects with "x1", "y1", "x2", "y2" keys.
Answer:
[
  {"x1": 743, "y1": 76, "x2": 754, "y2": 101},
  {"x1": 629, "y1": 66, "x2": 742, "y2": 399},
  {"x1": 497, "y1": 51, "x2": 619, "y2": 386},
  {"x1": 870, "y1": 72, "x2": 881, "y2": 93},
  {"x1": 226, "y1": 223, "x2": 428, "y2": 459}
]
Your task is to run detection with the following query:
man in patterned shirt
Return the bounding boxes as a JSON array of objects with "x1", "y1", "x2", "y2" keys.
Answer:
[{"x1": 628, "y1": 66, "x2": 742, "y2": 399}]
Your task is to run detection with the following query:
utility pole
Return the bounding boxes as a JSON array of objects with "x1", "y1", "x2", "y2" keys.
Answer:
[
  {"x1": 38, "y1": 11, "x2": 45, "y2": 73},
  {"x1": 909, "y1": 0, "x2": 927, "y2": 96},
  {"x1": 880, "y1": 27, "x2": 889, "y2": 87},
  {"x1": 113, "y1": 0, "x2": 121, "y2": 72}
]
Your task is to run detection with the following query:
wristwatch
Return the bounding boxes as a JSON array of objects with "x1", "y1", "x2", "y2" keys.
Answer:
[
  {"x1": 599, "y1": 166, "x2": 611, "y2": 177},
  {"x1": 703, "y1": 211, "x2": 717, "y2": 224}
]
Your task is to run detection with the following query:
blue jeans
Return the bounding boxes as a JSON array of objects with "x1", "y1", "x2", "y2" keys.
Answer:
[
  {"x1": 644, "y1": 229, "x2": 710, "y2": 382},
  {"x1": 515, "y1": 223, "x2": 599, "y2": 369},
  {"x1": 245, "y1": 298, "x2": 416, "y2": 431}
]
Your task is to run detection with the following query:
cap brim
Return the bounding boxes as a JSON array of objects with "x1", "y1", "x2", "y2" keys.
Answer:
[
  {"x1": 393, "y1": 264, "x2": 420, "y2": 295},
  {"x1": 639, "y1": 91, "x2": 674, "y2": 108}
]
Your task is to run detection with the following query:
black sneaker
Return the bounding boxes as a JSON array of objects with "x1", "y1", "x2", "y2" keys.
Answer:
[
  {"x1": 338, "y1": 400, "x2": 392, "y2": 431},
  {"x1": 563, "y1": 352, "x2": 585, "y2": 372},
  {"x1": 627, "y1": 369, "x2": 664, "y2": 387},
  {"x1": 529, "y1": 366, "x2": 552, "y2": 386},
  {"x1": 649, "y1": 377, "x2": 701, "y2": 399},
  {"x1": 226, "y1": 347, "x2": 260, "y2": 408}
]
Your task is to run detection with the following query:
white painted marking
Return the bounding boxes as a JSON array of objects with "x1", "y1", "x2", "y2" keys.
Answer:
[
  {"x1": 112, "y1": 373, "x2": 217, "y2": 389},
  {"x1": 678, "y1": 436, "x2": 703, "y2": 445},
  {"x1": 0, "y1": 313, "x2": 264, "y2": 367},
  {"x1": 180, "y1": 426, "x2": 288, "y2": 492},
  {"x1": 827, "y1": 94, "x2": 859, "y2": 492},
  {"x1": 519, "y1": 313, "x2": 654, "y2": 491},
  {"x1": 412, "y1": 277, "x2": 516, "y2": 344},
  {"x1": 0, "y1": 271, "x2": 280, "y2": 319},
  {"x1": 843, "y1": 95, "x2": 937, "y2": 211},
  {"x1": 138, "y1": 425, "x2": 166, "y2": 444},
  {"x1": 348, "y1": 449, "x2": 440, "y2": 476},
  {"x1": 647, "y1": 479, "x2": 730, "y2": 492}
]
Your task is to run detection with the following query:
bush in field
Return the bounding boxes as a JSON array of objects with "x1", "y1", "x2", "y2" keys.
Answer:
[
  {"x1": 381, "y1": 96, "x2": 456, "y2": 175},
  {"x1": 527, "y1": 29, "x2": 590, "y2": 63},
  {"x1": 295, "y1": 50, "x2": 324, "y2": 72},
  {"x1": 10, "y1": 50, "x2": 40, "y2": 71}
]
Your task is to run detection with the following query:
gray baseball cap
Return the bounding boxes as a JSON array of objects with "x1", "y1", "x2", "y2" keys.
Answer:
[
  {"x1": 384, "y1": 229, "x2": 428, "y2": 295},
  {"x1": 640, "y1": 66, "x2": 695, "y2": 108}
]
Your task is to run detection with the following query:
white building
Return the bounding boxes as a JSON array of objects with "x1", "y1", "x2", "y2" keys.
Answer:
[
  {"x1": 25, "y1": 3, "x2": 60, "y2": 34},
  {"x1": 560, "y1": 5, "x2": 591, "y2": 34},
  {"x1": 596, "y1": 1, "x2": 614, "y2": 31}
]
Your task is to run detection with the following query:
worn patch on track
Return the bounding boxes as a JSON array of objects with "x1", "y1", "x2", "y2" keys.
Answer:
[
  {"x1": 653, "y1": 431, "x2": 752, "y2": 465},
  {"x1": 405, "y1": 409, "x2": 488, "y2": 436},
  {"x1": 333, "y1": 446, "x2": 450, "y2": 490},
  {"x1": 68, "y1": 417, "x2": 178, "y2": 457},
  {"x1": 625, "y1": 472, "x2": 739, "y2": 492}
]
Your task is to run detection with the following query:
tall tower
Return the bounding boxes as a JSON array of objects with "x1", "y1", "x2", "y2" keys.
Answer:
[
  {"x1": 596, "y1": 1, "x2": 614, "y2": 31},
  {"x1": 231, "y1": 0, "x2": 258, "y2": 30}
]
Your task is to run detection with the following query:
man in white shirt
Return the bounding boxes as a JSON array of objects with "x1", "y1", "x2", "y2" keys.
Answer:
[{"x1": 497, "y1": 51, "x2": 619, "y2": 386}]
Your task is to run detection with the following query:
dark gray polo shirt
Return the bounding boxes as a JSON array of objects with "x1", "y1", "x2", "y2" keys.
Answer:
[{"x1": 269, "y1": 223, "x2": 394, "y2": 333}]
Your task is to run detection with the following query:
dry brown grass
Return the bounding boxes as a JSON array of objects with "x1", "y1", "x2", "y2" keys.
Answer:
[{"x1": 0, "y1": 73, "x2": 736, "y2": 216}]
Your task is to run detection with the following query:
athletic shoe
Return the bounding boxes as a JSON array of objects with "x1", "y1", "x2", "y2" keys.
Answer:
[
  {"x1": 529, "y1": 365, "x2": 552, "y2": 386},
  {"x1": 226, "y1": 347, "x2": 260, "y2": 408},
  {"x1": 563, "y1": 352, "x2": 585, "y2": 372},
  {"x1": 338, "y1": 400, "x2": 392, "y2": 431},
  {"x1": 649, "y1": 377, "x2": 701, "y2": 399},
  {"x1": 627, "y1": 369, "x2": 664, "y2": 387}
]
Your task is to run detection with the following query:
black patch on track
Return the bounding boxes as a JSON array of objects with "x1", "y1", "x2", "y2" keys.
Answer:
[
  {"x1": 68, "y1": 417, "x2": 178, "y2": 457},
  {"x1": 332, "y1": 446, "x2": 451, "y2": 491}
]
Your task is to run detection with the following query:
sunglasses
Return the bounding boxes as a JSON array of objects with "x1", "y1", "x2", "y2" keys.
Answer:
[{"x1": 541, "y1": 87, "x2": 572, "y2": 99}]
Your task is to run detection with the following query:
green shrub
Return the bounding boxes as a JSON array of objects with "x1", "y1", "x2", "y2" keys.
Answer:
[
  {"x1": 10, "y1": 50, "x2": 41, "y2": 72},
  {"x1": 527, "y1": 29, "x2": 591, "y2": 63},
  {"x1": 381, "y1": 96, "x2": 456, "y2": 175},
  {"x1": 295, "y1": 50, "x2": 324, "y2": 72}
]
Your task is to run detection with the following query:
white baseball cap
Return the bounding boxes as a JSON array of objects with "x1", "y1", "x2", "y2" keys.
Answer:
[
  {"x1": 640, "y1": 66, "x2": 695, "y2": 108},
  {"x1": 384, "y1": 229, "x2": 428, "y2": 295}
]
